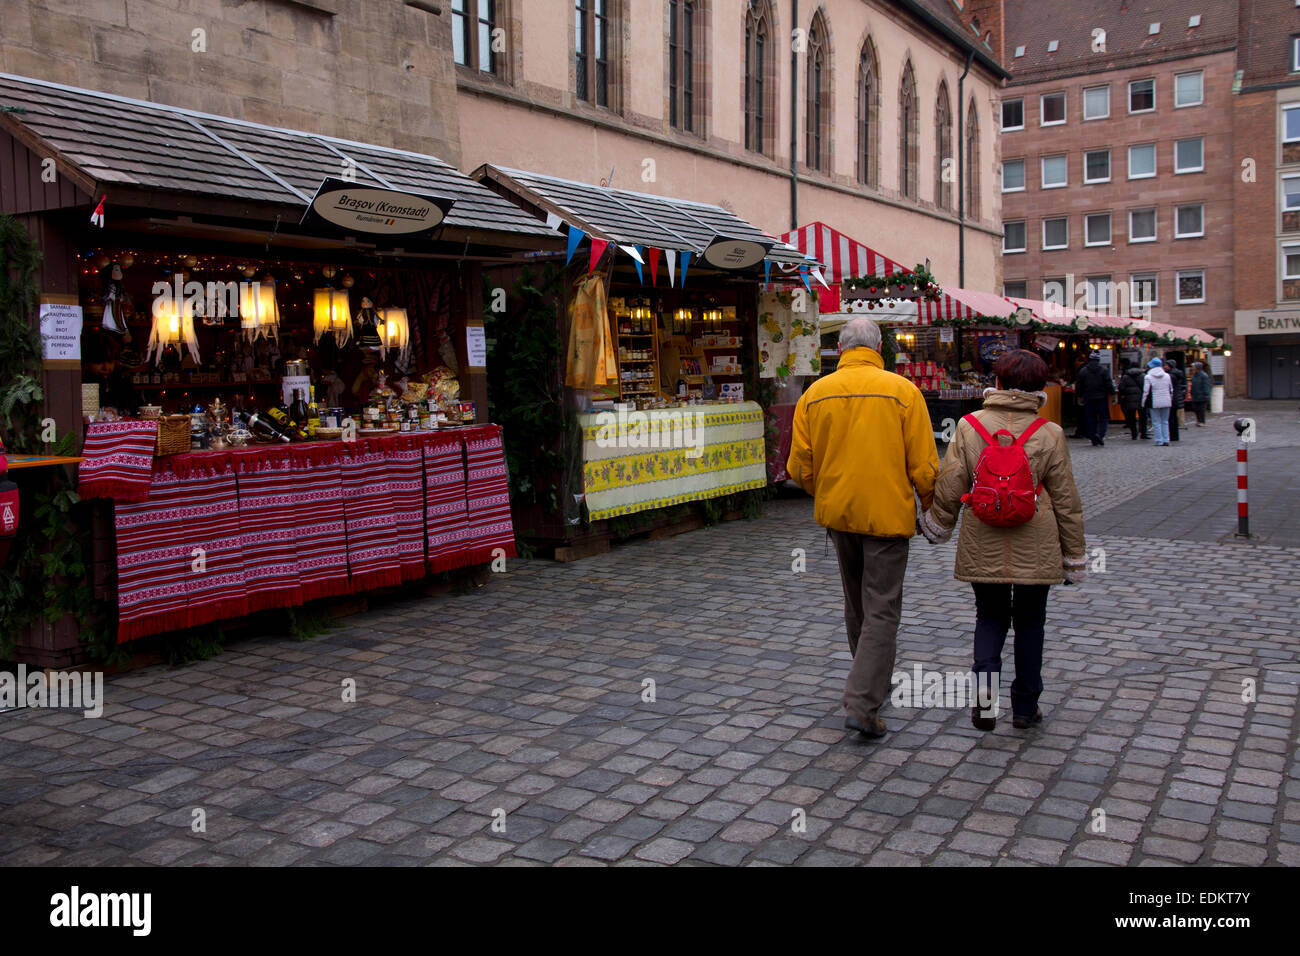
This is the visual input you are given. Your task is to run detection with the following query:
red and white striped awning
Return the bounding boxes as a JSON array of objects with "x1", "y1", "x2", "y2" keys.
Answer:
[
  {"x1": 778, "y1": 222, "x2": 911, "y2": 283},
  {"x1": 918, "y1": 287, "x2": 1020, "y2": 325}
]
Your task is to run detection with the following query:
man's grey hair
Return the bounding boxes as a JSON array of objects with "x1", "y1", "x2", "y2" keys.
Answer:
[{"x1": 839, "y1": 316, "x2": 883, "y2": 352}]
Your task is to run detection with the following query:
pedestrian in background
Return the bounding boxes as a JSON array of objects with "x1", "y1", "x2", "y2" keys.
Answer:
[
  {"x1": 1142, "y1": 358, "x2": 1175, "y2": 446},
  {"x1": 1190, "y1": 362, "x2": 1212, "y2": 426},
  {"x1": 788, "y1": 316, "x2": 940, "y2": 741},
  {"x1": 1117, "y1": 359, "x2": 1146, "y2": 440},
  {"x1": 1165, "y1": 358, "x2": 1186, "y2": 442},
  {"x1": 920, "y1": 349, "x2": 1086, "y2": 731},
  {"x1": 1075, "y1": 351, "x2": 1115, "y2": 446}
]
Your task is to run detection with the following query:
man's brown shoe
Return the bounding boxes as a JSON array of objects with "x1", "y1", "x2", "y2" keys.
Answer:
[{"x1": 845, "y1": 716, "x2": 887, "y2": 739}]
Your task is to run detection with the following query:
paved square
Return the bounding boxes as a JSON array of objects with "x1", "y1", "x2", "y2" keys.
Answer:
[{"x1": 1, "y1": 403, "x2": 1297, "y2": 866}]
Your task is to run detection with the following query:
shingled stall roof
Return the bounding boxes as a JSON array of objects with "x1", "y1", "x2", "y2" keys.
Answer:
[
  {"x1": 0, "y1": 72, "x2": 557, "y2": 245},
  {"x1": 473, "y1": 164, "x2": 815, "y2": 269}
]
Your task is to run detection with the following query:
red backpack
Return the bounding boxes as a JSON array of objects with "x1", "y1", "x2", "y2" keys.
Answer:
[{"x1": 960, "y1": 415, "x2": 1048, "y2": 528}]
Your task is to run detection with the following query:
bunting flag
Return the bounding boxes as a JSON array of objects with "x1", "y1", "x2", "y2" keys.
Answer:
[
  {"x1": 764, "y1": 259, "x2": 772, "y2": 288},
  {"x1": 545, "y1": 212, "x2": 563, "y2": 231},
  {"x1": 811, "y1": 267, "x2": 831, "y2": 290},
  {"x1": 628, "y1": 246, "x2": 644, "y2": 284},
  {"x1": 589, "y1": 238, "x2": 609, "y2": 274},
  {"x1": 648, "y1": 248, "x2": 661, "y2": 286},
  {"x1": 89, "y1": 195, "x2": 106, "y2": 228},
  {"x1": 665, "y1": 251, "x2": 677, "y2": 288},
  {"x1": 566, "y1": 226, "x2": 586, "y2": 266},
  {"x1": 799, "y1": 266, "x2": 812, "y2": 291},
  {"x1": 679, "y1": 251, "x2": 691, "y2": 288}
]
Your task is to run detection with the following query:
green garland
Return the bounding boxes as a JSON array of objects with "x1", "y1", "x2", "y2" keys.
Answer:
[{"x1": 842, "y1": 263, "x2": 941, "y2": 301}]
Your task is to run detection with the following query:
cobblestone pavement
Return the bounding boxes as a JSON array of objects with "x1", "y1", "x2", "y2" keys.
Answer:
[{"x1": 2, "y1": 403, "x2": 1297, "y2": 867}]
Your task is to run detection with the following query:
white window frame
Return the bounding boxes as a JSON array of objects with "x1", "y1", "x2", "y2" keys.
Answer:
[
  {"x1": 1174, "y1": 71, "x2": 1203, "y2": 108},
  {"x1": 1130, "y1": 273, "x2": 1158, "y2": 308},
  {"x1": 1084, "y1": 212, "x2": 1112, "y2": 247},
  {"x1": 1174, "y1": 137, "x2": 1204, "y2": 174},
  {"x1": 1042, "y1": 278, "x2": 1067, "y2": 305},
  {"x1": 1293, "y1": 37, "x2": 1300, "y2": 73},
  {"x1": 1082, "y1": 85, "x2": 1110, "y2": 120},
  {"x1": 1284, "y1": 104, "x2": 1300, "y2": 144},
  {"x1": 1283, "y1": 174, "x2": 1300, "y2": 211},
  {"x1": 1128, "y1": 143, "x2": 1157, "y2": 180},
  {"x1": 1084, "y1": 275, "x2": 1113, "y2": 310},
  {"x1": 1283, "y1": 244, "x2": 1300, "y2": 280},
  {"x1": 1175, "y1": 269, "x2": 1206, "y2": 304},
  {"x1": 1175, "y1": 203, "x2": 1205, "y2": 238},
  {"x1": 1040, "y1": 92, "x2": 1066, "y2": 127},
  {"x1": 1001, "y1": 159, "x2": 1026, "y2": 193},
  {"x1": 1002, "y1": 98, "x2": 1025, "y2": 131},
  {"x1": 1084, "y1": 149, "x2": 1111, "y2": 184},
  {"x1": 1003, "y1": 281, "x2": 1028, "y2": 298},
  {"x1": 1002, "y1": 220, "x2": 1027, "y2": 253},
  {"x1": 1041, "y1": 153, "x2": 1068, "y2": 189},
  {"x1": 1129, "y1": 78, "x2": 1156, "y2": 114},
  {"x1": 1128, "y1": 207, "x2": 1157, "y2": 243},
  {"x1": 1042, "y1": 217, "x2": 1068, "y2": 250}
]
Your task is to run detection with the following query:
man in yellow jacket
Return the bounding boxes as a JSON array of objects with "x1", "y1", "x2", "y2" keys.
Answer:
[{"x1": 787, "y1": 316, "x2": 939, "y2": 739}]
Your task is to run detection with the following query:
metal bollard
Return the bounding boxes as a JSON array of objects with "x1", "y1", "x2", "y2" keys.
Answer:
[{"x1": 1233, "y1": 419, "x2": 1250, "y2": 538}]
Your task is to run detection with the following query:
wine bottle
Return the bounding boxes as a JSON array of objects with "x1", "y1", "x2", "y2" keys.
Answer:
[
  {"x1": 306, "y1": 387, "x2": 321, "y2": 438},
  {"x1": 247, "y1": 412, "x2": 292, "y2": 443}
]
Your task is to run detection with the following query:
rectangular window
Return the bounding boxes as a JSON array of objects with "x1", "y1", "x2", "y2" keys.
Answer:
[
  {"x1": 1084, "y1": 149, "x2": 1111, "y2": 183},
  {"x1": 669, "y1": 0, "x2": 695, "y2": 132},
  {"x1": 1284, "y1": 175, "x2": 1300, "y2": 210},
  {"x1": 1040, "y1": 92, "x2": 1066, "y2": 126},
  {"x1": 1129, "y1": 78, "x2": 1155, "y2": 113},
  {"x1": 1042, "y1": 217, "x2": 1068, "y2": 250},
  {"x1": 1042, "y1": 277, "x2": 1067, "y2": 305},
  {"x1": 1175, "y1": 137, "x2": 1204, "y2": 173},
  {"x1": 1003, "y1": 220, "x2": 1027, "y2": 253},
  {"x1": 453, "y1": 0, "x2": 468, "y2": 65},
  {"x1": 1176, "y1": 269, "x2": 1205, "y2": 304},
  {"x1": 1002, "y1": 98, "x2": 1025, "y2": 131},
  {"x1": 1002, "y1": 159, "x2": 1026, "y2": 192},
  {"x1": 1285, "y1": 105, "x2": 1300, "y2": 143},
  {"x1": 576, "y1": 0, "x2": 609, "y2": 106},
  {"x1": 1175, "y1": 203, "x2": 1205, "y2": 237},
  {"x1": 453, "y1": 0, "x2": 497, "y2": 74},
  {"x1": 1085, "y1": 212, "x2": 1112, "y2": 246},
  {"x1": 477, "y1": 0, "x2": 496, "y2": 74},
  {"x1": 1131, "y1": 273, "x2": 1158, "y2": 308},
  {"x1": 1083, "y1": 86, "x2": 1110, "y2": 120},
  {"x1": 1129, "y1": 207, "x2": 1157, "y2": 242},
  {"x1": 1041, "y1": 154, "x2": 1068, "y2": 188},
  {"x1": 1175, "y1": 71, "x2": 1203, "y2": 107},
  {"x1": 1284, "y1": 245, "x2": 1300, "y2": 280},
  {"x1": 1003, "y1": 281, "x2": 1028, "y2": 298},
  {"x1": 1293, "y1": 37, "x2": 1300, "y2": 72},
  {"x1": 1129, "y1": 143, "x2": 1156, "y2": 179},
  {"x1": 1085, "y1": 276, "x2": 1113, "y2": 309}
]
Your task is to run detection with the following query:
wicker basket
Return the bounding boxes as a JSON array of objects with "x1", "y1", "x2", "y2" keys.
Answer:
[{"x1": 156, "y1": 415, "x2": 192, "y2": 456}]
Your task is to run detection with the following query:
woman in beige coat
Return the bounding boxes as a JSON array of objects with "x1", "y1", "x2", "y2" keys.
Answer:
[{"x1": 920, "y1": 349, "x2": 1086, "y2": 731}]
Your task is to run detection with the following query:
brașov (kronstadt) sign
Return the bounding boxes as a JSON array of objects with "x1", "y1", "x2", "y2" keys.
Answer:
[
  {"x1": 302, "y1": 177, "x2": 454, "y2": 238},
  {"x1": 1233, "y1": 308, "x2": 1300, "y2": 336}
]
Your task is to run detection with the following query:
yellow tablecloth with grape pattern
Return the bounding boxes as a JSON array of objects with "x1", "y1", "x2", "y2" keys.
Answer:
[{"x1": 579, "y1": 402, "x2": 767, "y2": 521}]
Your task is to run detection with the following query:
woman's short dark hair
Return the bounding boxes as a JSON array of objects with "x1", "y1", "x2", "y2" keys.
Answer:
[{"x1": 992, "y1": 349, "x2": 1049, "y2": 391}]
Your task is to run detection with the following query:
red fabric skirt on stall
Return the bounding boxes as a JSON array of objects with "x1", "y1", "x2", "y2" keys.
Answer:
[
  {"x1": 231, "y1": 446, "x2": 304, "y2": 614},
  {"x1": 388, "y1": 433, "x2": 429, "y2": 582},
  {"x1": 172, "y1": 452, "x2": 249, "y2": 628},
  {"x1": 423, "y1": 432, "x2": 471, "y2": 572},
  {"x1": 292, "y1": 442, "x2": 351, "y2": 603},
  {"x1": 463, "y1": 425, "x2": 517, "y2": 565},
  {"x1": 340, "y1": 438, "x2": 402, "y2": 591}
]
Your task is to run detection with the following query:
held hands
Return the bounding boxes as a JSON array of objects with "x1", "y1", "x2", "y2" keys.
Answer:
[{"x1": 918, "y1": 510, "x2": 953, "y2": 545}]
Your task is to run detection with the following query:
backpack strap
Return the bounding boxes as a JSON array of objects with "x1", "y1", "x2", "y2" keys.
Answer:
[
  {"x1": 1014, "y1": 417, "x2": 1049, "y2": 447},
  {"x1": 962, "y1": 413, "x2": 995, "y2": 445}
]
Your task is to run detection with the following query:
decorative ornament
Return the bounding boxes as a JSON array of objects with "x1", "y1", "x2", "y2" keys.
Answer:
[
  {"x1": 238, "y1": 274, "x2": 280, "y2": 344},
  {"x1": 341, "y1": 274, "x2": 356, "y2": 288},
  {"x1": 379, "y1": 307, "x2": 411, "y2": 367},
  {"x1": 313, "y1": 287, "x2": 352, "y2": 347},
  {"x1": 147, "y1": 294, "x2": 200, "y2": 367},
  {"x1": 355, "y1": 296, "x2": 382, "y2": 350}
]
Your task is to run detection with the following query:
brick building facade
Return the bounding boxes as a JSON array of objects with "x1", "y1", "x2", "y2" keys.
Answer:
[{"x1": 1231, "y1": 0, "x2": 1300, "y2": 398}]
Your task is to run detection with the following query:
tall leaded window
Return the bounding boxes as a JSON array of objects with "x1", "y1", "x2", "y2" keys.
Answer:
[
  {"x1": 965, "y1": 98, "x2": 980, "y2": 219},
  {"x1": 805, "y1": 11, "x2": 829, "y2": 171},
  {"x1": 935, "y1": 80, "x2": 953, "y2": 209},
  {"x1": 453, "y1": 0, "x2": 498, "y2": 75},
  {"x1": 669, "y1": 0, "x2": 695, "y2": 132},
  {"x1": 744, "y1": 0, "x2": 772, "y2": 154},
  {"x1": 576, "y1": 0, "x2": 610, "y2": 106},
  {"x1": 857, "y1": 38, "x2": 879, "y2": 186},
  {"x1": 899, "y1": 60, "x2": 918, "y2": 198}
]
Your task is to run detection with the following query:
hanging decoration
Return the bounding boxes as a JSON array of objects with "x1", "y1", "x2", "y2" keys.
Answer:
[
  {"x1": 238, "y1": 274, "x2": 280, "y2": 343},
  {"x1": 647, "y1": 248, "x2": 661, "y2": 286},
  {"x1": 379, "y1": 307, "x2": 411, "y2": 366},
  {"x1": 764, "y1": 260, "x2": 772, "y2": 288},
  {"x1": 589, "y1": 238, "x2": 609, "y2": 274},
  {"x1": 100, "y1": 262, "x2": 130, "y2": 337},
  {"x1": 666, "y1": 251, "x2": 677, "y2": 288},
  {"x1": 679, "y1": 251, "x2": 691, "y2": 288},
  {"x1": 147, "y1": 295, "x2": 200, "y2": 367},
  {"x1": 313, "y1": 288, "x2": 352, "y2": 346},
  {"x1": 355, "y1": 296, "x2": 383, "y2": 350},
  {"x1": 566, "y1": 226, "x2": 586, "y2": 266},
  {"x1": 89, "y1": 195, "x2": 106, "y2": 228}
]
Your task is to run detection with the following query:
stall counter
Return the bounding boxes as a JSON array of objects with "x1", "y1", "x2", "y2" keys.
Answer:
[{"x1": 578, "y1": 401, "x2": 768, "y2": 521}]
